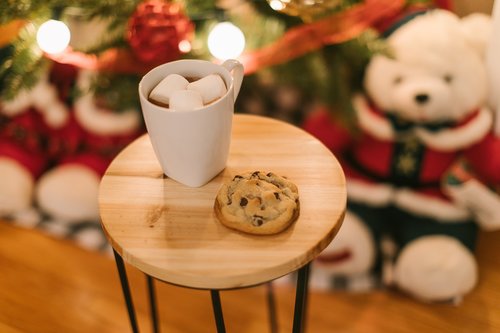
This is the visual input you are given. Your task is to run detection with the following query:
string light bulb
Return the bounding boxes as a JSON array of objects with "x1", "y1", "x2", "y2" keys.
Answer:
[
  {"x1": 36, "y1": 19, "x2": 71, "y2": 54},
  {"x1": 178, "y1": 39, "x2": 192, "y2": 53},
  {"x1": 207, "y1": 22, "x2": 245, "y2": 60}
]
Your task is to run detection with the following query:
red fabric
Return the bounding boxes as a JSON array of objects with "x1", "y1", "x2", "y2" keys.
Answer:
[
  {"x1": 433, "y1": 0, "x2": 453, "y2": 11},
  {"x1": 465, "y1": 132, "x2": 500, "y2": 184},
  {"x1": 0, "y1": 142, "x2": 48, "y2": 178},
  {"x1": 303, "y1": 105, "x2": 500, "y2": 204},
  {"x1": 0, "y1": 110, "x2": 50, "y2": 178},
  {"x1": 302, "y1": 107, "x2": 353, "y2": 154},
  {"x1": 58, "y1": 153, "x2": 111, "y2": 177},
  {"x1": 49, "y1": 111, "x2": 144, "y2": 177}
]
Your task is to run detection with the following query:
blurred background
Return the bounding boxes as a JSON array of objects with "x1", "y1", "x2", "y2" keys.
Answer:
[{"x1": 0, "y1": 0, "x2": 494, "y2": 250}]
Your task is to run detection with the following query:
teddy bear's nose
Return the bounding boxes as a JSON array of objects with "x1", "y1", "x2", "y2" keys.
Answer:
[{"x1": 415, "y1": 93, "x2": 430, "y2": 104}]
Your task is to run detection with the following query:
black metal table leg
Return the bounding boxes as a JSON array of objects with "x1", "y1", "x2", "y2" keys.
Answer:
[
  {"x1": 146, "y1": 275, "x2": 160, "y2": 333},
  {"x1": 113, "y1": 249, "x2": 140, "y2": 333},
  {"x1": 267, "y1": 282, "x2": 278, "y2": 333},
  {"x1": 210, "y1": 290, "x2": 226, "y2": 333},
  {"x1": 292, "y1": 263, "x2": 311, "y2": 333}
]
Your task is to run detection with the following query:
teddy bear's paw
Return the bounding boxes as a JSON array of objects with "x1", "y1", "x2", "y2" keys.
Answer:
[
  {"x1": 35, "y1": 164, "x2": 100, "y2": 223},
  {"x1": 314, "y1": 211, "x2": 376, "y2": 275},
  {"x1": 445, "y1": 178, "x2": 500, "y2": 231},
  {"x1": 393, "y1": 235, "x2": 477, "y2": 302},
  {"x1": 0, "y1": 157, "x2": 35, "y2": 215}
]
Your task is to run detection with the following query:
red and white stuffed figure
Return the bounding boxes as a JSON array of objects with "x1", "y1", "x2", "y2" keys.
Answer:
[
  {"x1": 305, "y1": 9, "x2": 500, "y2": 302},
  {"x1": 0, "y1": 64, "x2": 71, "y2": 216},
  {"x1": 0, "y1": 62, "x2": 143, "y2": 224},
  {"x1": 35, "y1": 69, "x2": 143, "y2": 222}
]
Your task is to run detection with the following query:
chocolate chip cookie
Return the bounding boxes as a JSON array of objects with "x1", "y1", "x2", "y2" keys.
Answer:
[{"x1": 214, "y1": 171, "x2": 300, "y2": 235}]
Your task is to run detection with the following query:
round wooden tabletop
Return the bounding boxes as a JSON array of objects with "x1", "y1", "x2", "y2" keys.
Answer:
[{"x1": 99, "y1": 114, "x2": 346, "y2": 290}]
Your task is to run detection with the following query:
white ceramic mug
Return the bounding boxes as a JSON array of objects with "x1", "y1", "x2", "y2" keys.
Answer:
[{"x1": 139, "y1": 59, "x2": 244, "y2": 187}]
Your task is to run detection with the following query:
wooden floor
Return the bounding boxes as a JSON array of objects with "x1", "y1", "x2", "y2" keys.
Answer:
[{"x1": 1, "y1": 221, "x2": 500, "y2": 333}]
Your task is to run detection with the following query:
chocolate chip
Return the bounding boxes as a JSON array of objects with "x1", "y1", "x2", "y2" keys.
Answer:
[
  {"x1": 240, "y1": 197, "x2": 248, "y2": 207},
  {"x1": 274, "y1": 192, "x2": 280, "y2": 200},
  {"x1": 252, "y1": 171, "x2": 260, "y2": 177},
  {"x1": 252, "y1": 215, "x2": 264, "y2": 226},
  {"x1": 233, "y1": 175, "x2": 243, "y2": 180},
  {"x1": 266, "y1": 172, "x2": 273, "y2": 177}
]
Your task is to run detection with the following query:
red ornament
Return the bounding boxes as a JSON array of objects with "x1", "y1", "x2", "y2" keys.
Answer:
[{"x1": 127, "y1": 1, "x2": 194, "y2": 64}]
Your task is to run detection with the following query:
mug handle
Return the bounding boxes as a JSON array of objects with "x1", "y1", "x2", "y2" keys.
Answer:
[{"x1": 222, "y1": 59, "x2": 244, "y2": 101}]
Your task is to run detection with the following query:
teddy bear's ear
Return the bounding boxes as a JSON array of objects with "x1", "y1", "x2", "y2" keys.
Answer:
[{"x1": 460, "y1": 13, "x2": 492, "y2": 59}]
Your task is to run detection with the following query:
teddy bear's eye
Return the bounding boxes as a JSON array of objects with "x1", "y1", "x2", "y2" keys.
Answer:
[
  {"x1": 393, "y1": 76, "x2": 403, "y2": 85},
  {"x1": 443, "y1": 74, "x2": 453, "y2": 84}
]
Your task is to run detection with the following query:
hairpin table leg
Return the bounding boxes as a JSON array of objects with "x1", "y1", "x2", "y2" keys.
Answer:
[
  {"x1": 146, "y1": 275, "x2": 160, "y2": 333},
  {"x1": 113, "y1": 249, "x2": 139, "y2": 333},
  {"x1": 211, "y1": 290, "x2": 226, "y2": 333},
  {"x1": 292, "y1": 262, "x2": 311, "y2": 333},
  {"x1": 267, "y1": 282, "x2": 278, "y2": 333}
]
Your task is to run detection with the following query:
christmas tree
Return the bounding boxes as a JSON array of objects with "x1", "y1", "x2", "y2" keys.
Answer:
[{"x1": 0, "y1": 0, "x2": 449, "y2": 246}]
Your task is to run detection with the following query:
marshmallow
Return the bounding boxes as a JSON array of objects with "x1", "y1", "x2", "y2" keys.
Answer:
[
  {"x1": 187, "y1": 74, "x2": 227, "y2": 104},
  {"x1": 149, "y1": 74, "x2": 189, "y2": 105},
  {"x1": 169, "y1": 89, "x2": 204, "y2": 112}
]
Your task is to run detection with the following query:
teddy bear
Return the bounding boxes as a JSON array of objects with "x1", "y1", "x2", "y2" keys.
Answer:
[
  {"x1": 304, "y1": 9, "x2": 500, "y2": 302},
  {"x1": 0, "y1": 62, "x2": 73, "y2": 218}
]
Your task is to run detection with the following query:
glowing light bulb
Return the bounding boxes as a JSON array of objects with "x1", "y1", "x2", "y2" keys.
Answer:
[
  {"x1": 178, "y1": 39, "x2": 192, "y2": 53},
  {"x1": 207, "y1": 22, "x2": 245, "y2": 61},
  {"x1": 269, "y1": 0, "x2": 285, "y2": 11},
  {"x1": 36, "y1": 20, "x2": 71, "y2": 54}
]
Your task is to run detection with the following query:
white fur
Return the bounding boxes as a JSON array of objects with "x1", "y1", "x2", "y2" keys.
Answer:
[
  {"x1": 311, "y1": 211, "x2": 376, "y2": 291},
  {"x1": 394, "y1": 235, "x2": 477, "y2": 302},
  {"x1": 35, "y1": 164, "x2": 100, "y2": 222},
  {"x1": 353, "y1": 94, "x2": 394, "y2": 141},
  {"x1": 347, "y1": 178, "x2": 394, "y2": 206},
  {"x1": 74, "y1": 70, "x2": 141, "y2": 135},
  {"x1": 348, "y1": 179, "x2": 471, "y2": 221},
  {"x1": 460, "y1": 13, "x2": 492, "y2": 59},
  {"x1": 364, "y1": 10, "x2": 488, "y2": 126},
  {"x1": 445, "y1": 178, "x2": 500, "y2": 231},
  {"x1": 393, "y1": 188, "x2": 471, "y2": 221},
  {"x1": 0, "y1": 158, "x2": 34, "y2": 215},
  {"x1": 314, "y1": 211, "x2": 376, "y2": 275},
  {"x1": 2, "y1": 75, "x2": 69, "y2": 128},
  {"x1": 414, "y1": 107, "x2": 493, "y2": 151}
]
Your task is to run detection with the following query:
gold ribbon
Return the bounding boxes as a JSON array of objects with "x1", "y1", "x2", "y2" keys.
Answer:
[
  {"x1": 47, "y1": 47, "x2": 158, "y2": 74},
  {"x1": 48, "y1": 0, "x2": 406, "y2": 75},
  {"x1": 239, "y1": 0, "x2": 406, "y2": 74},
  {"x1": 0, "y1": 20, "x2": 25, "y2": 48}
]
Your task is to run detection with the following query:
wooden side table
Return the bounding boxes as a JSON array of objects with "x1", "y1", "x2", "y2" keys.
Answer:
[{"x1": 99, "y1": 114, "x2": 346, "y2": 333}]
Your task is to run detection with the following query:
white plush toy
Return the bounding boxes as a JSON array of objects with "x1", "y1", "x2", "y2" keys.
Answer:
[
  {"x1": 35, "y1": 69, "x2": 142, "y2": 222},
  {"x1": 0, "y1": 65, "x2": 142, "y2": 224},
  {"x1": 0, "y1": 72, "x2": 69, "y2": 217},
  {"x1": 305, "y1": 9, "x2": 500, "y2": 302}
]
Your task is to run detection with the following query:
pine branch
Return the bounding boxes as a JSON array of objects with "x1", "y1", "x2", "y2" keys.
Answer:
[{"x1": 0, "y1": 22, "x2": 47, "y2": 101}]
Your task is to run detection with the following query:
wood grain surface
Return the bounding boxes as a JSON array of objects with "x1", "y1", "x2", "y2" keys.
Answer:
[{"x1": 98, "y1": 114, "x2": 347, "y2": 289}]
